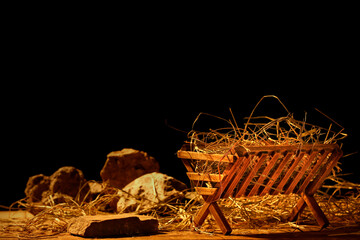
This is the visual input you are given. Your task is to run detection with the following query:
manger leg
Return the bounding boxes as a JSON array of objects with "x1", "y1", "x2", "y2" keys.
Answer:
[
  {"x1": 193, "y1": 201, "x2": 211, "y2": 228},
  {"x1": 209, "y1": 202, "x2": 232, "y2": 235},
  {"x1": 288, "y1": 197, "x2": 306, "y2": 222},
  {"x1": 302, "y1": 193, "x2": 329, "y2": 229}
]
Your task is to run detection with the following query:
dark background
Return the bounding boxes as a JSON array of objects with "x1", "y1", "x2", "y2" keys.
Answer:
[{"x1": 1, "y1": 12, "x2": 359, "y2": 207}]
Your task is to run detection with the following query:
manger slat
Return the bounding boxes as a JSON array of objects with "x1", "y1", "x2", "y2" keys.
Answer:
[
  {"x1": 248, "y1": 152, "x2": 281, "y2": 196},
  {"x1": 235, "y1": 154, "x2": 268, "y2": 198},
  {"x1": 272, "y1": 152, "x2": 305, "y2": 195},
  {"x1": 211, "y1": 156, "x2": 244, "y2": 200},
  {"x1": 296, "y1": 150, "x2": 331, "y2": 194},
  {"x1": 222, "y1": 155, "x2": 253, "y2": 198},
  {"x1": 177, "y1": 150, "x2": 235, "y2": 163},
  {"x1": 181, "y1": 159, "x2": 195, "y2": 172},
  {"x1": 213, "y1": 156, "x2": 241, "y2": 189},
  {"x1": 195, "y1": 187, "x2": 218, "y2": 195},
  {"x1": 285, "y1": 151, "x2": 319, "y2": 194},
  {"x1": 307, "y1": 149, "x2": 343, "y2": 195},
  {"x1": 187, "y1": 172, "x2": 225, "y2": 182},
  {"x1": 259, "y1": 152, "x2": 294, "y2": 196}
]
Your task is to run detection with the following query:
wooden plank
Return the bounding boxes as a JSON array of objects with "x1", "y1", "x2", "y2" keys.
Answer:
[
  {"x1": 187, "y1": 172, "x2": 225, "y2": 182},
  {"x1": 209, "y1": 202, "x2": 232, "y2": 235},
  {"x1": 307, "y1": 149, "x2": 343, "y2": 195},
  {"x1": 248, "y1": 152, "x2": 281, "y2": 196},
  {"x1": 181, "y1": 159, "x2": 194, "y2": 172},
  {"x1": 259, "y1": 152, "x2": 294, "y2": 196},
  {"x1": 193, "y1": 201, "x2": 211, "y2": 228},
  {"x1": 302, "y1": 193, "x2": 329, "y2": 228},
  {"x1": 288, "y1": 197, "x2": 306, "y2": 222},
  {"x1": 285, "y1": 151, "x2": 319, "y2": 194},
  {"x1": 194, "y1": 187, "x2": 217, "y2": 196},
  {"x1": 235, "y1": 154, "x2": 268, "y2": 198},
  {"x1": 177, "y1": 150, "x2": 236, "y2": 163},
  {"x1": 296, "y1": 150, "x2": 331, "y2": 194},
  {"x1": 211, "y1": 156, "x2": 244, "y2": 200},
  {"x1": 272, "y1": 152, "x2": 305, "y2": 195},
  {"x1": 222, "y1": 155, "x2": 253, "y2": 198}
]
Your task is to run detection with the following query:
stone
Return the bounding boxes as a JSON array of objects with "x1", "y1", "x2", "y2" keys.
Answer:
[
  {"x1": 67, "y1": 214, "x2": 158, "y2": 237},
  {"x1": 88, "y1": 181, "x2": 105, "y2": 196},
  {"x1": 100, "y1": 148, "x2": 160, "y2": 189},
  {"x1": 24, "y1": 174, "x2": 50, "y2": 202},
  {"x1": 117, "y1": 172, "x2": 187, "y2": 213},
  {"x1": 49, "y1": 166, "x2": 90, "y2": 202},
  {"x1": 25, "y1": 166, "x2": 90, "y2": 205}
]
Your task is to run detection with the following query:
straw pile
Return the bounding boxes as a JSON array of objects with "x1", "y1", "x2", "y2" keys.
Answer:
[
  {"x1": 1, "y1": 172, "x2": 359, "y2": 238},
  {"x1": 186, "y1": 96, "x2": 347, "y2": 187},
  {"x1": 189, "y1": 96, "x2": 346, "y2": 154}
]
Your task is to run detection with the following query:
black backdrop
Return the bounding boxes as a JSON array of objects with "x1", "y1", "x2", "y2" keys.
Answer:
[{"x1": 1, "y1": 16, "x2": 359, "y2": 206}]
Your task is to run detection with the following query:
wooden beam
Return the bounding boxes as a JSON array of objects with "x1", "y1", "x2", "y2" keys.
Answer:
[
  {"x1": 248, "y1": 153, "x2": 281, "y2": 196},
  {"x1": 209, "y1": 202, "x2": 232, "y2": 234},
  {"x1": 285, "y1": 151, "x2": 318, "y2": 194},
  {"x1": 302, "y1": 193, "x2": 329, "y2": 228},
  {"x1": 259, "y1": 152, "x2": 293, "y2": 196},
  {"x1": 194, "y1": 187, "x2": 217, "y2": 196},
  {"x1": 177, "y1": 150, "x2": 236, "y2": 163},
  {"x1": 187, "y1": 172, "x2": 225, "y2": 182},
  {"x1": 235, "y1": 154, "x2": 268, "y2": 198}
]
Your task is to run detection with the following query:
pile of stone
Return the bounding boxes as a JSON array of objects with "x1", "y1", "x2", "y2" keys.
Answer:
[{"x1": 24, "y1": 148, "x2": 188, "y2": 237}]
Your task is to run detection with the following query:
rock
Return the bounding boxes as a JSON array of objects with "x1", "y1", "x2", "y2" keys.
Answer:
[
  {"x1": 117, "y1": 172, "x2": 187, "y2": 213},
  {"x1": 49, "y1": 166, "x2": 90, "y2": 202},
  {"x1": 24, "y1": 174, "x2": 50, "y2": 202},
  {"x1": 67, "y1": 214, "x2": 158, "y2": 237},
  {"x1": 25, "y1": 166, "x2": 90, "y2": 205},
  {"x1": 88, "y1": 181, "x2": 105, "y2": 196},
  {"x1": 100, "y1": 148, "x2": 160, "y2": 189}
]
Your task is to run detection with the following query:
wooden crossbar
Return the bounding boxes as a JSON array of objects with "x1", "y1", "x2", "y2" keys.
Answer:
[{"x1": 177, "y1": 143, "x2": 343, "y2": 234}]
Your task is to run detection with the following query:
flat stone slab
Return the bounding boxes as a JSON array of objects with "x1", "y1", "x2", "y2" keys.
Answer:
[{"x1": 67, "y1": 214, "x2": 158, "y2": 238}]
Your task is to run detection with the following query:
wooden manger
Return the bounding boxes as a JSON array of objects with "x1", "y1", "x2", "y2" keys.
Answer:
[{"x1": 177, "y1": 143, "x2": 343, "y2": 234}]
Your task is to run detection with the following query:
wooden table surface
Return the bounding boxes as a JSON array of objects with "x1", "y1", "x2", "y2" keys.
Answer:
[{"x1": 1, "y1": 211, "x2": 359, "y2": 240}]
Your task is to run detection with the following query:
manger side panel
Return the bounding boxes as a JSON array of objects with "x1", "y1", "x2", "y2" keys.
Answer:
[
  {"x1": 259, "y1": 152, "x2": 294, "y2": 196},
  {"x1": 272, "y1": 152, "x2": 305, "y2": 195},
  {"x1": 211, "y1": 156, "x2": 244, "y2": 201},
  {"x1": 285, "y1": 151, "x2": 319, "y2": 194},
  {"x1": 296, "y1": 150, "x2": 331, "y2": 194},
  {"x1": 222, "y1": 155, "x2": 253, "y2": 198},
  {"x1": 307, "y1": 149, "x2": 343, "y2": 195},
  {"x1": 248, "y1": 152, "x2": 281, "y2": 196},
  {"x1": 235, "y1": 154, "x2": 268, "y2": 198}
]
